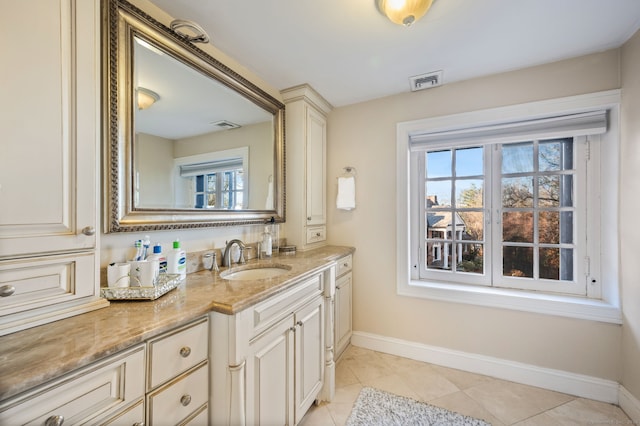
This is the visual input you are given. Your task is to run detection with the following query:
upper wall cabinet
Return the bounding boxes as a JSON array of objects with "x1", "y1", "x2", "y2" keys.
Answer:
[
  {"x1": 282, "y1": 85, "x2": 333, "y2": 250},
  {"x1": 0, "y1": 0, "x2": 108, "y2": 335}
]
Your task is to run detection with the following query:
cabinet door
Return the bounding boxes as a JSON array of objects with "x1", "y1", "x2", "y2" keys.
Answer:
[
  {"x1": 335, "y1": 272, "x2": 353, "y2": 358},
  {"x1": 247, "y1": 316, "x2": 295, "y2": 425},
  {"x1": 294, "y1": 296, "x2": 324, "y2": 424},
  {"x1": 0, "y1": 0, "x2": 98, "y2": 259},
  {"x1": 305, "y1": 106, "x2": 326, "y2": 226}
]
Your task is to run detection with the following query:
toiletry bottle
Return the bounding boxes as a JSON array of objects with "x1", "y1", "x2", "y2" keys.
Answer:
[
  {"x1": 262, "y1": 226, "x2": 272, "y2": 257},
  {"x1": 146, "y1": 243, "x2": 167, "y2": 274},
  {"x1": 167, "y1": 239, "x2": 187, "y2": 279}
]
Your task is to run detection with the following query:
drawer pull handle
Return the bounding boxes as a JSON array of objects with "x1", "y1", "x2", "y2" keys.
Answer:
[
  {"x1": 179, "y1": 347, "x2": 191, "y2": 358},
  {"x1": 133, "y1": 423, "x2": 145, "y2": 426},
  {"x1": 0, "y1": 285, "x2": 15, "y2": 297},
  {"x1": 45, "y1": 415, "x2": 64, "y2": 426},
  {"x1": 81, "y1": 226, "x2": 96, "y2": 236},
  {"x1": 180, "y1": 394, "x2": 192, "y2": 407}
]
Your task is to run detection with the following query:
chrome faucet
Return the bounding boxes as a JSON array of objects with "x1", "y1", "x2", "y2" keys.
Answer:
[{"x1": 223, "y1": 239, "x2": 246, "y2": 267}]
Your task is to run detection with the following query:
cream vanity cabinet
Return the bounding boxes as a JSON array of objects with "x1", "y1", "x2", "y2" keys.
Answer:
[
  {"x1": 0, "y1": 316, "x2": 209, "y2": 426},
  {"x1": 0, "y1": 345, "x2": 146, "y2": 425},
  {"x1": 334, "y1": 254, "x2": 353, "y2": 359},
  {"x1": 146, "y1": 316, "x2": 209, "y2": 425},
  {"x1": 282, "y1": 85, "x2": 333, "y2": 250},
  {"x1": 0, "y1": 0, "x2": 107, "y2": 336},
  {"x1": 210, "y1": 272, "x2": 326, "y2": 425}
]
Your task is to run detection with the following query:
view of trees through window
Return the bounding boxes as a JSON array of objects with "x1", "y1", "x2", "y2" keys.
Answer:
[
  {"x1": 424, "y1": 138, "x2": 575, "y2": 283},
  {"x1": 194, "y1": 169, "x2": 244, "y2": 209}
]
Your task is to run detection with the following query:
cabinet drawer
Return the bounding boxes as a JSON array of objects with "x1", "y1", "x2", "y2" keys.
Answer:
[
  {"x1": 148, "y1": 317, "x2": 209, "y2": 390},
  {"x1": 103, "y1": 400, "x2": 144, "y2": 425},
  {"x1": 0, "y1": 252, "x2": 96, "y2": 317},
  {"x1": 251, "y1": 274, "x2": 323, "y2": 338},
  {"x1": 0, "y1": 345, "x2": 145, "y2": 425},
  {"x1": 147, "y1": 363, "x2": 208, "y2": 426},
  {"x1": 335, "y1": 254, "x2": 353, "y2": 277},
  {"x1": 306, "y1": 226, "x2": 326, "y2": 244}
]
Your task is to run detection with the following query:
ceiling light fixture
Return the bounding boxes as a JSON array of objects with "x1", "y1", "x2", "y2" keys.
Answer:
[
  {"x1": 136, "y1": 87, "x2": 160, "y2": 110},
  {"x1": 376, "y1": 0, "x2": 434, "y2": 27}
]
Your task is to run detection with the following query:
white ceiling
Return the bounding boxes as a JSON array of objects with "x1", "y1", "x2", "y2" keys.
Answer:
[{"x1": 149, "y1": 0, "x2": 640, "y2": 108}]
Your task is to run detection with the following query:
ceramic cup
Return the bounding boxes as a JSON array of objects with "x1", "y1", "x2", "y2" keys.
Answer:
[
  {"x1": 129, "y1": 260, "x2": 159, "y2": 287},
  {"x1": 107, "y1": 262, "x2": 131, "y2": 287}
]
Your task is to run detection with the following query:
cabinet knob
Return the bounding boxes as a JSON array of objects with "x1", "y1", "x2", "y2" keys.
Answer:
[
  {"x1": 180, "y1": 394, "x2": 192, "y2": 407},
  {"x1": 296, "y1": 320, "x2": 304, "y2": 327},
  {"x1": 45, "y1": 415, "x2": 64, "y2": 426},
  {"x1": 316, "y1": 232, "x2": 321, "y2": 237},
  {"x1": 179, "y1": 346, "x2": 191, "y2": 358},
  {"x1": 289, "y1": 326, "x2": 296, "y2": 332},
  {"x1": 0, "y1": 285, "x2": 15, "y2": 297},
  {"x1": 307, "y1": 217, "x2": 311, "y2": 221},
  {"x1": 81, "y1": 226, "x2": 96, "y2": 236}
]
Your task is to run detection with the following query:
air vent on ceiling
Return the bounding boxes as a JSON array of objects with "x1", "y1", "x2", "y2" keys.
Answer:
[
  {"x1": 211, "y1": 120, "x2": 240, "y2": 130},
  {"x1": 409, "y1": 70, "x2": 443, "y2": 92}
]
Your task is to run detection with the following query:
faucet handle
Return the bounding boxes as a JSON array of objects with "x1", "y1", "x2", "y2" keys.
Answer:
[{"x1": 239, "y1": 247, "x2": 246, "y2": 264}]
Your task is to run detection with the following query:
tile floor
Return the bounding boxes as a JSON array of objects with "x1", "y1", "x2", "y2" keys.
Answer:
[{"x1": 300, "y1": 345, "x2": 634, "y2": 426}]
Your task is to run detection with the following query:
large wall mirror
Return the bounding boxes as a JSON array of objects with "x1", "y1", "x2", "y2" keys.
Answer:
[{"x1": 104, "y1": 0, "x2": 285, "y2": 232}]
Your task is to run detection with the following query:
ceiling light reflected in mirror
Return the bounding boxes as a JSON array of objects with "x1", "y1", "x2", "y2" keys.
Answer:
[{"x1": 136, "y1": 87, "x2": 160, "y2": 110}]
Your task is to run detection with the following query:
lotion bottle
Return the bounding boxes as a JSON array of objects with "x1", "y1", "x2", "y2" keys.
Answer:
[
  {"x1": 146, "y1": 243, "x2": 167, "y2": 274},
  {"x1": 261, "y1": 226, "x2": 272, "y2": 257},
  {"x1": 167, "y1": 239, "x2": 187, "y2": 279}
]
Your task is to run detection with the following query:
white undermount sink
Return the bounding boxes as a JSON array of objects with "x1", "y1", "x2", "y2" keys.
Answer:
[{"x1": 221, "y1": 264, "x2": 291, "y2": 281}]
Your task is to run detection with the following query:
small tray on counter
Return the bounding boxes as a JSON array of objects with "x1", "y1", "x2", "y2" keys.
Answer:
[{"x1": 100, "y1": 273, "x2": 184, "y2": 301}]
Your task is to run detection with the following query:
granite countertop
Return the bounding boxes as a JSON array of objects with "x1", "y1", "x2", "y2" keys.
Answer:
[{"x1": 0, "y1": 245, "x2": 354, "y2": 401}]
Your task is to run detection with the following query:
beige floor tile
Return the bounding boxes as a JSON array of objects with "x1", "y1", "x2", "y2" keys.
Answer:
[
  {"x1": 299, "y1": 403, "x2": 337, "y2": 426},
  {"x1": 332, "y1": 382, "x2": 363, "y2": 405},
  {"x1": 398, "y1": 363, "x2": 461, "y2": 402},
  {"x1": 464, "y1": 379, "x2": 574, "y2": 424},
  {"x1": 375, "y1": 351, "x2": 431, "y2": 375},
  {"x1": 545, "y1": 397, "x2": 632, "y2": 425},
  {"x1": 326, "y1": 402, "x2": 356, "y2": 426},
  {"x1": 321, "y1": 346, "x2": 633, "y2": 426},
  {"x1": 431, "y1": 364, "x2": 495, "y2": 390},
  {"x1": 430, "y1": 390, "x2": 506, "y2": 426},
  {"x1": 361, "y1": 373, "x2": 421, "y2": 400},
  {"x1": 335, "y1": 360, "x2": 360, "y2": 388},
  {"x1": 339, "y1": 352, "x2": 395, "y2": 383},
  {"x1": 512, "y1": 412, "x2": 560, "y2": 425}
]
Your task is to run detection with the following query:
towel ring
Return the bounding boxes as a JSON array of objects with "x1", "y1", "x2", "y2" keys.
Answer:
[{"x1": 170, "y1": 19, "x2": 210, "y2": 44}]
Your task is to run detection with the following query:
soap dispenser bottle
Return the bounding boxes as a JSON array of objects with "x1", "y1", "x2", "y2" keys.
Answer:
[{"x1": 261, "y1": 226, "x2": 272, "y2": 257}]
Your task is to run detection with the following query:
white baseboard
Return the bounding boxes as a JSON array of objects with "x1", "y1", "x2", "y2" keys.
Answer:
[
  {"x1": 351, "y1": 331, "x2": 619, "y2": 404},
  {"x1": 619, "y1": 386, "x2": 640, "y2": 425}
]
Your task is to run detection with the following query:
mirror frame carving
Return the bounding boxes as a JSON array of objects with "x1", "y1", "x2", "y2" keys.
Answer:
[{"x1": 103, "y1": 0, "x2": 285, "y2": 232}]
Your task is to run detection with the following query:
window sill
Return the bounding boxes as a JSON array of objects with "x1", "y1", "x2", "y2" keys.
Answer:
[{"x1": 398, "y1": 280, "x2": 622, "y2": 324}]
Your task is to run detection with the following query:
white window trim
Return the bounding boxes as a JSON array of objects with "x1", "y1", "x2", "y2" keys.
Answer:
[{"x1": 396, "y1": 90, "x2": 621, "y2": 324}]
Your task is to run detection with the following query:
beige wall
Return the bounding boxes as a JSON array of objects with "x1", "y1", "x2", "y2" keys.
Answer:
[
  {"x1": 621, "y1": 30, "x2": 640, "y2": 400},
  {"x1": 326, "y1": 49, "x2": 624, "y2": 381}
]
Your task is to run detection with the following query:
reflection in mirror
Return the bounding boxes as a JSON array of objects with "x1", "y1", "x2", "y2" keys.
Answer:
[
  {"x1": 133, "y1": 36, "x2": 274, "y2": 211},
  {"x1": 104, "y1": 0, "x2": 285, "y2": 232}
]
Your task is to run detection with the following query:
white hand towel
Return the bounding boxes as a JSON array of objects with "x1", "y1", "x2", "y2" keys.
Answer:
[{"x1": 337, "y1": 176, "x2": 356, "y2": 210}]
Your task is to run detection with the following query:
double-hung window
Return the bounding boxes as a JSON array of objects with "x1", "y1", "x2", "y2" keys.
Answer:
[{"x1": 398, "y1": 91, "x2": 621, "y2": 322}]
